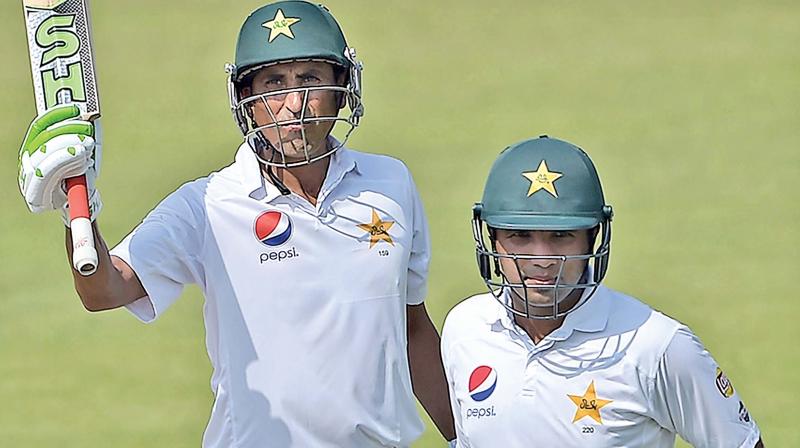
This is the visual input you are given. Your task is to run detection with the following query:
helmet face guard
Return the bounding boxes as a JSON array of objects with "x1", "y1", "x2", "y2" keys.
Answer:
[
  {"x1": 226, "y1": 2, "x2": 364, "y2": 167},
  {"x1": 226, "y1": 52, "x2": 363, "y2": 168},
  {"x1": 472, "y1": 205, "x2": 612, "y2": 319},
  {"x1": 472, "y1": 136, "x2": 613, "y2": 320}
]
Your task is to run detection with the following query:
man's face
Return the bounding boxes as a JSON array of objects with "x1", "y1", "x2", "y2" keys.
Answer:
[
  {"x1": 494, "y1": 228, "x2": 592, "y2": 316},
  {"x1": 242, "y1": 60, "x2": 344, "y2": 163}
]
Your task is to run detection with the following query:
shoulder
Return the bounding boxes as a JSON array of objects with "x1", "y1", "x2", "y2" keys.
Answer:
[
  {"x1": 600, "y1": 287, "x2": 684, "y2": 370},
  {"x1": 661, "y1": 325, "x2": 709, "y2": 367},
  {"x1": 347, "y1": 149, "x2": 414, "y2": 181},
  {"x1": 205, "y1": 158, "x2": 246, "y2": 194},
  {"x1": 140, "y1": 174, "x2": 214, "y2": 234},
  {"x1": 442, "y1": 292, "x2": 501, "y2": 346},
  {"x1": 343, "y1": 149, "x2": 424, "y2": 213},
  {"x1": 175, "y1": 176, "x2": 211, "y2": 197},
  {"x1": 604, "y1": 287, "x2": 681, "y2": 339},
  {"x1": 154, "y1": 177, "x2": 209, "y2": 213}
]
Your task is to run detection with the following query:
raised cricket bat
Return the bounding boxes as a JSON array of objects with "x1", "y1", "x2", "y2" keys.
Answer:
[{"x1": 22, "y1": 0, "x2": 100, "y2": 275}]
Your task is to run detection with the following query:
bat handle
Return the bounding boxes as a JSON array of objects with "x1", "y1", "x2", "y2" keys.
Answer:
[{"x1": 65, "y1": 176, "x2": 98, "y2": 276}]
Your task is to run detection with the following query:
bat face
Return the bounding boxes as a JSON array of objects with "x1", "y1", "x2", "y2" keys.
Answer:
[{"x1": 22, "y1": 0, "x2": 100, "y2": 119}]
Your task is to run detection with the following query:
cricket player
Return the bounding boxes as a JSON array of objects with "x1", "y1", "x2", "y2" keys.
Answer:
[
  {"x1": 17, "y1": 1, "x2": 454, "y2": 446},
  {"x1": 441, "y1": 136, "x2": 763, "y2": 447}
]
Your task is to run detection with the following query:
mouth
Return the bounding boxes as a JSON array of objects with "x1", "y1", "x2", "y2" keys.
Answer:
[
  {"x1": 524, "y1": 275, "x2": 556, "y2": 285},
  {"x1": 278, "y1": 124, "x2": 304, "y2": 133},
  {"x1": 521, "y1": 278, "x2": 561, "y2": 292}
]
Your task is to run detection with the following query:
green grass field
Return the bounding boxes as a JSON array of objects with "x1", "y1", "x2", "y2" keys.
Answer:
[{"x1": 1, "y1": 1, "x2": 797, "y2": 446}]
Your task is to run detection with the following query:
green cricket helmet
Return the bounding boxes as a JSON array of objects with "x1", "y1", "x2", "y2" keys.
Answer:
[
  {"x1": 472, "y1": 136, "x2": 613, "y2": 319},
  {"x1": 225, "y1": 1, "x2": 364, "y2": 167}
]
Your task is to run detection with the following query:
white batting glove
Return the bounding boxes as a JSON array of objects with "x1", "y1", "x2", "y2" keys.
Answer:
[
  {"x1": 18, "y1": 104, "x2": 102, "y2": 224},
  {"x1": 447, "y1": 439, "x2": 458, "y2": 448}
]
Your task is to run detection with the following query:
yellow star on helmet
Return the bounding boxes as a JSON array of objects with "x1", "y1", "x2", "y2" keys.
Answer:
[
  {"x1": 568, "y1": 381, "x2": 613, "y2": 424},
  {"x1": 357, "y1": 209, "x2": 395, "y2": 249},
  {"x1": 522, "y1": 160, "x2": 563, "y2": 198},
  {"x1": 262, "y1": 9, "x2": 301, "y2": 43}
]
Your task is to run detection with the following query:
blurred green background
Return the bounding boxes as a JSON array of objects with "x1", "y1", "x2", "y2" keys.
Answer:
[{"x1": 1, "y1": 0, "x2": 797, "y2": 446}]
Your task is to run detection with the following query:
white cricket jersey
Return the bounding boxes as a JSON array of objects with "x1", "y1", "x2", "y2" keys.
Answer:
[
  {"x1": 441, "y1": 286, "x2": 761, "y2": 448},
  {"x1": 110, "y1": 141, "x2": 430, "y2": 448}
]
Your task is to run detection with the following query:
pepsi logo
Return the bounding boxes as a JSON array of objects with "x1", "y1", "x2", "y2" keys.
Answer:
[
  {"x1": 468, "y1": 365, "x2": 497, "y2": 402},
  {"x1": 254, "y1": 211, "x2": 293, "y2": 247}
]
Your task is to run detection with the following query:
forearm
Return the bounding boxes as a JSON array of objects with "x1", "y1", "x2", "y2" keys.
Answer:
[
  {"x1": 407, "y1": 309, "x2": 456, "y2": 441},
  {"x1": 66, "y1": 221, "x2": 145, "y2": 311}
]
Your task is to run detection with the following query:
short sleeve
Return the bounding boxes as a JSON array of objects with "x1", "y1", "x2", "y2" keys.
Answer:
[
  {"x1": 405, "y1": 170, "x2": 430, "y2": 305},
  {"x1": 110, "y1": 182, "x2": 206, "y2": 323},
  {"x1": 441, "y1": 318, "x2": 470, "y2": 447},
  {"x1": 650, "y1": 327, "x2": 761, "y2": 448}
]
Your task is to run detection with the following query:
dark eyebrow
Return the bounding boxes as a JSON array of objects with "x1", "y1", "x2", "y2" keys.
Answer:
[
  {"x1": 258, "y1": 72, "x2": 285, "y2": 81},
  {"x1": 296, "y1": 69, "x2": 323, "y2": 78}
]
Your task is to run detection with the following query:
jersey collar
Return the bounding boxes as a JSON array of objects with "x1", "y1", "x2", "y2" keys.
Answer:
[
  {"x1": 494, "y1": 283, "x2": 612, "y2": 346},
  {"x1": 316, "y1": 137, "x2": 360, "y2": 204},
  {"x1": 236, "y1": 136, "x2": 360, "y2": 202},
  {"x1": 546, "y1": 285, "x2": 611, "y2": 340}
]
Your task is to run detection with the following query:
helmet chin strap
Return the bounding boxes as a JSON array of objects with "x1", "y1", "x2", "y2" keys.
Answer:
[
  {"x1": 250, "y1": 133, "x2": 291, "y2": 196},
  {"x1": 265, "y1": 158, "x2": 291, "y2": 196}
]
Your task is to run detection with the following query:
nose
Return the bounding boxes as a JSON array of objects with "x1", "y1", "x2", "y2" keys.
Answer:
[
  {"x1": 283, "y1": 91, "x2": 304, "y2": 115},
  {"x1": 531, "y1": 257, "x2": 557, "y2": 269},
  {"x1": 519, "y1": 240, "x2": 559, "y2": 272},
  {"x1": 518, "y1": 256, "x2": 557, "y2": 278},
  {"x1": 516, "y1": 256, "x2": 560, "y2": 284}
]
